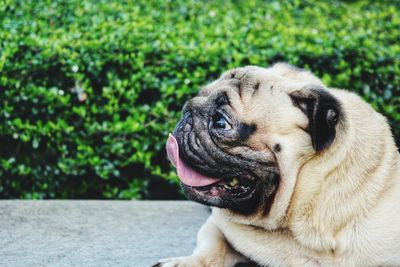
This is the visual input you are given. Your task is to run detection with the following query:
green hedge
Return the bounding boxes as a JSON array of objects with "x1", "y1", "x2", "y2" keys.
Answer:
[{"x1": 0, "y1": 0, "x2": 399, "y2": 199}]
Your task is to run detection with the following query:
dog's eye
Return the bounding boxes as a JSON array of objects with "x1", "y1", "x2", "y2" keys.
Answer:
[{"x1": 212, "y1": 112, "x2": 232, "y2": 130}]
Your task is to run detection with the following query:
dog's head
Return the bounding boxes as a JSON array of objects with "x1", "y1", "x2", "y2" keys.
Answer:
[{"x1": 166, "y1": 63, "x2": 343, "y2": 217}]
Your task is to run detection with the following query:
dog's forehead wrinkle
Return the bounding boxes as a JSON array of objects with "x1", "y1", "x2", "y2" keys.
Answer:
[{"x1": 200, "y1": 75, "x2": 241, "y2": 96}]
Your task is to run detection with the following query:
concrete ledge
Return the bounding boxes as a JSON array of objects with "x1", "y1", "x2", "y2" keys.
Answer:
[{"x1": 0, "y1": 200, "x2": 210, "y2": 267}]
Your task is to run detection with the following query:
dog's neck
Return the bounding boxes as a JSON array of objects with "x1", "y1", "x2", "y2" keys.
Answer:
[{"x1": 287, "y1": 89, "x2": 400, "y2": 254}]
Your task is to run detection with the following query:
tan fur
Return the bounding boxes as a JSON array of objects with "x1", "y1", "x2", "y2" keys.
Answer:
[{"x1": 158, "y1": 64, "x2": 400, "y2": 267}]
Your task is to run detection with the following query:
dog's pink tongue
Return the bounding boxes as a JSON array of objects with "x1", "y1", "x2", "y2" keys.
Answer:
[{"x1": 166, "y1": 134, "x2": 222, "y2": 187}]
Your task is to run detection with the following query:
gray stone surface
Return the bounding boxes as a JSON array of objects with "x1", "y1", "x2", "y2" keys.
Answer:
[{"x1": 0, "y1": 200, "x2": 210, "y2": 267}]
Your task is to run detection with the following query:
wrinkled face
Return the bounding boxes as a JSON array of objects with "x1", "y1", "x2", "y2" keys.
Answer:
[{"x1": 166, "y1": 64, "x2": 341, "y2": 214}]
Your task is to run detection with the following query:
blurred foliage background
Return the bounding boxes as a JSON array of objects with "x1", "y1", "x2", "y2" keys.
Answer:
[{"x1": 0, "y1": 0, "x2": 399, "y2": 199}]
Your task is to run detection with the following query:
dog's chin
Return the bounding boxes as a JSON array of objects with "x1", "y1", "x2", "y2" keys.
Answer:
[{"x1": 181, "y1": 174, "x2": 261, "y2": 214}]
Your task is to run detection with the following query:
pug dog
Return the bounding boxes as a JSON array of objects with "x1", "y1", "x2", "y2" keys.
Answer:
[{"x1": 155, "y1": 63, "x2": 400, "y2": 267}]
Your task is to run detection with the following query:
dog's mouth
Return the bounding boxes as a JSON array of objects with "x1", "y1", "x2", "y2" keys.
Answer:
[
  {"x1": 166, "y1": 134, "x2": 261, "y2": 213},
  {"x1": 182, "y1": 175, "x2": 259, "y2": 211}
]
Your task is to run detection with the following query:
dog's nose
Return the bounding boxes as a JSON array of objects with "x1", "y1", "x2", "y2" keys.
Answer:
[
  {"x1": 182, "y1": 101, "x2": 191, "y2": 115},
  {"x1": 173, "y1": 111, "x2": 192, "y2": 135}
]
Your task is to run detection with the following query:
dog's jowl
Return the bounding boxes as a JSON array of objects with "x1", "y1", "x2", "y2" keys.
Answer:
[{"x1": 157, "y1": 63, "x2": 400, "y2": 267}]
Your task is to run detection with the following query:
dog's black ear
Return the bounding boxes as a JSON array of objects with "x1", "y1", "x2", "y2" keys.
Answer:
[{"x1": 290, "y1": 87, "x2": 341, "y2": 152}]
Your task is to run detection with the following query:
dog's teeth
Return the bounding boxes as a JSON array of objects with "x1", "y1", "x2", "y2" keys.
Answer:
[{"x1": 230, "y1": 177, "x2": 239, "y2": 187}]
